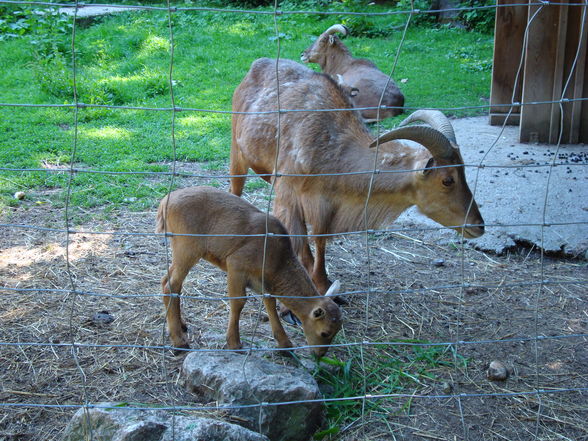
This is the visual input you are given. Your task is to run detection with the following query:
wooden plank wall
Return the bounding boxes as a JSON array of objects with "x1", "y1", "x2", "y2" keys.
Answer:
[
  {"x1": 489, "y1": 0, "x2": 528, "y2": 125},
  {"x1": 490, "y1": 0, "x2": 587, "y2": 144}
]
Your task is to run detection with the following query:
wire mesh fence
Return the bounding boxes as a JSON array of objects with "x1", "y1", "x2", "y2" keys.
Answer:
[{"x1": 0, "y1": 0, "x2": 587, "y2": 440}]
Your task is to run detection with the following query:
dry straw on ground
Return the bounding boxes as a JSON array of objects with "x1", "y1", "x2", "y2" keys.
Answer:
[{"x1": 1, "y1": 175, "x2": 587, "y2": 441}]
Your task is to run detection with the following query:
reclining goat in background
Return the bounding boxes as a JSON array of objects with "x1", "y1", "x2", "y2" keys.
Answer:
[{"x1": 301, "y1": 24, "x2": 405, "y2": 122}]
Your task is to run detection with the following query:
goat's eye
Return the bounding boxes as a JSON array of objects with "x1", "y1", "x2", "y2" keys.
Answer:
[
  {"x1": 442, "y1": 176, "x2": 455, "y2": 187},
  {"x1": 321, "y1": 332, "x2": 329, "y2": 338}
]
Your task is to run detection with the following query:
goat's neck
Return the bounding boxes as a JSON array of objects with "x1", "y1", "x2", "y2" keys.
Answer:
[
  {"x1": 335, "y1": 141, "x2": 418, "y2": 198},
  {"x1": 309, "y1": 148, "x2": 419, "y2": 233},
  {"x1": 269, "y1": 262, "x2": 319, "y2": 315},
  {"x1": 322, "y1": 45, "x2": 353, "y2": 75}
]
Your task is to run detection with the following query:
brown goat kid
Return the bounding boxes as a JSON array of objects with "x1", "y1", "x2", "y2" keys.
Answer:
[
  {"x1": 230, "y1": 58, "x2": 484, "y2": 294},
  {"x1": 156, "y1": 186, "x2": 342, "y2": 357},
  {"x1": 301, "y1": 24, "x2": 404, "y2": 122}
]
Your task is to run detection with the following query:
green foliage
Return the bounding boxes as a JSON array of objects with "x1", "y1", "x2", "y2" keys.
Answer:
[
  {"x1": 0, "y1": 6, "x2": 71, "y2": 42},
  {"x1": 0, "y1": 4, "x2": 493, "y2": 211},
  {"x1": 446, "y1": 46, "x2": 492, "y2": 72},
  {"x1": 396, "y1": 0, "x2": 437, "y2": 27},
  {"x1": 314, "y1": 343, "x2": 466, "y2": 437},
  {"x1": 458, "y1": 0, "x2": 495, "y2": 34}
]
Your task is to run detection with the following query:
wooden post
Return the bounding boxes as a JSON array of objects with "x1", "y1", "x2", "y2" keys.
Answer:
[
  {"x1": 490, "y1": 0, "x2": 587, "y2": 144},
  {"x1": 567, "y1": 4, "x2": 588, "y2": 143},
  {"x1": 489, "y1": 0, "x2": 528, "y2": 126},
  {"x1": 520, "y1": 1, "x2": 562, "y2": 143}
]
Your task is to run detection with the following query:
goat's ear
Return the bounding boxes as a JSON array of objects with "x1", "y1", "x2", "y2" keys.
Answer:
[
  {"x1": 328, "y1": 35, "x2": 336, "y2": 45},
  {"x1": 325, "y1": 280, "x2": 340, "y2": 297},
  {"x1": 420, "y1": 157, "x2": 435, "y2": 176},
  {"x1": 312, "y1": 307, "x2": 326, "y2": 319}
]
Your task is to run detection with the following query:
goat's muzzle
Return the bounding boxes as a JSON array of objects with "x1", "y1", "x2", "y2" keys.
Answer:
[{"x1": 462, "y1": 224, "x2": 485, "y2": 238}]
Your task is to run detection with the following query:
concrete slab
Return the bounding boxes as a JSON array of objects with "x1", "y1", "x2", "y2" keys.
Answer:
[
  {"x1": 395, "y1": 116, "x2": 588, "y2": 257},
  {"x1": 59, "y1": 6, "x2": 137, "y2": 18}
]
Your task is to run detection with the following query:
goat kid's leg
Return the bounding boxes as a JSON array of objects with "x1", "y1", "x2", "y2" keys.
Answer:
[
  {"x1": 226, "y1": 269, "x2": 248, "y2": 350},
  {"x1": 161, "y1": 263, "x2": 192, "y2": 352},
  {"x1": 263, "y1": 296, "x2": 294, "y2": 352}
]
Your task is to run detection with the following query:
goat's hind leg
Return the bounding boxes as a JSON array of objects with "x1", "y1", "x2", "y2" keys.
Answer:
[
  {"x1": 229, "y1": 141, "x2": 249, "y2": 197},
  {"x1": 162, "y1": 256, "x2": 198, "y2": 354}
]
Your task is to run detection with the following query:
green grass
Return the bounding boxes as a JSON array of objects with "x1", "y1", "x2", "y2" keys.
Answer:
[
  {"x1": 313, "y1": 341, "x2": 467, "y2": 439},
  {"x1": 0, "y1": 4, "x2": 493, "y2": 213}
]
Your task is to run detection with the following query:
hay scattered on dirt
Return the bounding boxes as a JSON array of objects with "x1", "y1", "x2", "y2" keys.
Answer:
[{"x1": 1, "y1": 176, "x2": 587, "y2": 441}]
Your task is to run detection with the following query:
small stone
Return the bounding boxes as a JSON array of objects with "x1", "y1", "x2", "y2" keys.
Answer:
[
  {"x1": 91, "y1": 310, "x2": 114, "y2": 325},
  {"x1": 14, "y1": 191, "x2": 26, "y2": 200},
  {"x1": 487, "y1": 360, "x2": 509, "y2": 381},
  {"x1": 433, "y1": 259, "x2": 445, "y2": 267},
  {"x1": 441, "y1": 381, "x2": 452, "y2": 394}
]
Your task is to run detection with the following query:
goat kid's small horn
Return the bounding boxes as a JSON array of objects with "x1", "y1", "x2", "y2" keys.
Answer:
[
  {"x1": 325, "y1": 280, "x2": 341, "y2": 297},
  {"x1": 369, "y1": 126, "x2": 454, "y2": 160},
  {"x1": 324, "y1": 24, "x2": 349, "y2": 36},
  {"x1": 399, "y1": 110, "x2": 457, "y2": 145}
]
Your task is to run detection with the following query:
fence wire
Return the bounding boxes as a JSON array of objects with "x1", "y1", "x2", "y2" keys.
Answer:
[{"x1": 0, "y1": 0, "x2": 587, "y2": 440}]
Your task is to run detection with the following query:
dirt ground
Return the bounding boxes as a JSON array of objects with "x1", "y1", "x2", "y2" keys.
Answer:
[{"x1": 1, "y1": 173, "x2": 587, "y2": 441}]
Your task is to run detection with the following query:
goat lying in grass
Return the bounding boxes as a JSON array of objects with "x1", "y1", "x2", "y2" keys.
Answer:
[{"x1": 301, "y1": 24, "x2": 404, "y2": 122}]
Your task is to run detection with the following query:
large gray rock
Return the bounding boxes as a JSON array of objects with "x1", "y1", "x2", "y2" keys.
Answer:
[
  {"x1": 62, "y1": 402, "x2": 269, "y2": 441},
  {"x1": 182, "y1": 352, "x2": 324, "y2": 441}
]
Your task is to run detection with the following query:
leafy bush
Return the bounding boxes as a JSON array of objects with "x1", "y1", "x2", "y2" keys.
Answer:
[
  {"x1": 458, "y1": 0, "x2": 495, "y2": 33},
  {"x1": 396, "y1": 0, "x2": 437, "y2": 27},
  {"x1": 0, "y1": 6, "x2": 71, "y2": 41}
]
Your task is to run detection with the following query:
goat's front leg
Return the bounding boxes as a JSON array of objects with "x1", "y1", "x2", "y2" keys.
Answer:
[
  {"x1": 312, "y1": 237, "x2": 347, "y2": 305},
  {"x1": 263, "y1": 295, "x2": 294, "y2": 351},
  {"x1": 312, "y1": 236, "x2": 331, "y2": 295},
  {"x1": 226, "y1": 269, "x2": 248, "y2": 350}
]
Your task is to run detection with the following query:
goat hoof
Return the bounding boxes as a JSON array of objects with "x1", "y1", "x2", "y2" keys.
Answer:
[
  {"x1": 333, "y1": 295, "x2": 349, "y2": 306},
  {"x1": 225, "y1": 342, "x2": 246, "y2": 353},
  {"x1": 277, "y1": 348, "x2": 294, "y2": 358},
  {"x1": 172, "y1": 342, "x2": 190, "y2": 356}
]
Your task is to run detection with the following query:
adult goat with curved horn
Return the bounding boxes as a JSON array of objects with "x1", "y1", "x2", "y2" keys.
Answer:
[{"x1": 230, "y1": 58, "x2": 484, "y2": 295}]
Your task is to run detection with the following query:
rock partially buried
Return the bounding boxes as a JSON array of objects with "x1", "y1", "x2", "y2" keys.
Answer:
[
  {"x1": 182, "y1": 351, "x2": 324, "y2": 441},
  {"x1": 63, "y1": 402, "x2": 269, "y2": 441}
]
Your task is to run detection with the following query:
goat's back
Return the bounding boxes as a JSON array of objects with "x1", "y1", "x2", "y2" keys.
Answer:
[
  {"x1": 234, "y1": 58, "x2": 356, "y2": 113},
  {"x1": 156, "y1": 186, "x2": 292, "y2": 263},
  {"x1": 232, "y1": 58, "x2": 372, "y2": 175}
]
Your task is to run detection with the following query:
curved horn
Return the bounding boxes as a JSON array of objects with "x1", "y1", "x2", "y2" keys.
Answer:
[
  {"x1": 369, "y1": 126, "x2": 454, "y2": 160},
  {"x1": 399, "y1": 110, "x2": 457, "y2": 145},
  {"x1": 323, "y1": 24, "x2": 349, "y2": 37}
]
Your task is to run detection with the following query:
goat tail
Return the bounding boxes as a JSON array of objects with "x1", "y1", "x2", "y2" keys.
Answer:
[{"x1": 155, "y1": 195, "x2": 169, "y2": 234}]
